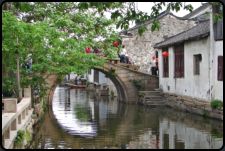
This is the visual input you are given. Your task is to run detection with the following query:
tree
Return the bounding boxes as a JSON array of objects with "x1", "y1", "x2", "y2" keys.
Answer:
[
  {"x1": 2, "y1": 2, "x2": 121, "y2": 99},
  {"x1": 2, "y1": 2, "x2": 223, "y2": 98}
]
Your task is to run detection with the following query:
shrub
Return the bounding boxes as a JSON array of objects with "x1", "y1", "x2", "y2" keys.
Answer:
[
  {"x1": 210, "y1": 100, "x2": 223, "y2": 109},
  {"x1": 42, "y1": 98, "x2": 47, "y2": 112},
  {"x1": 25, "y1": 129, "x2": 32, "y2": 142},
  {"x1": 111, "y1": 90, "x2": 114, "y2": 96},
  {"x1": 138, "y1": 92, "x2": 143, "y2": 97},
  {"x1": 14, "y1": 130, "x2": 25, "y2": 147},
  {"x1": 132, "y1": 79, "x2": 142, "y2": 90}
]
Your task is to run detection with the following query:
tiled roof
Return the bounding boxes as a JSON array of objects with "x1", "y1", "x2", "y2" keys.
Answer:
[
  {"x1": 119, "y1": 10, "x2": 192, "y2": 34},
  {"x1": 154, "y1": 19, "x2": 210, "y2": 49},
  {"x1": 182, "y1": 2, "x2": 210, "y2": 19}
]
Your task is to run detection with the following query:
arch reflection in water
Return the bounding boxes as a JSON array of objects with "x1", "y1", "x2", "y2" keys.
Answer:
[
  {"x1": 52, "y1": 87, "x2": 97, "y2": 138},
  {"x1": 31, "y1": 86, "x2": 223, "y2": 149}
]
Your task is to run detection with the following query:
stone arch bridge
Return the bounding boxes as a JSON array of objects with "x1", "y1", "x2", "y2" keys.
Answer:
[{"x1": 39, "y1": 58, "x2": 159, "y2": 105}]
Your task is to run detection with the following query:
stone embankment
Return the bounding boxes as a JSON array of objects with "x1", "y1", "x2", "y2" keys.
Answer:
[
  {"x1": 137, "y1": 89, "x2": 223, "y2": 121},
  {"x1": 163, "y1": 93, "x2": 223, "y2": 121}
]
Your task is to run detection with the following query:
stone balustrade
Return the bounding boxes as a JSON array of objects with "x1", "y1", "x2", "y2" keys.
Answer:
[{"x1": 2, "y1": 98, "x2": 33, "y2": 149}]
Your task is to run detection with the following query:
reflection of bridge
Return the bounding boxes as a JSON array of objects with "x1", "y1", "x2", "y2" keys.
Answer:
[
  {"x1": 40, "y1": 56, "x2": 159, "y2": 105},
  {"x1": 29, "y1": 90, "x2": 223, "y2": 149}
]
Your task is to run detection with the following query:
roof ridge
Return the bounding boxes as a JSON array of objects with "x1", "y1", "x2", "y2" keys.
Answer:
[
  {"x1": 125, "y1": 10, "x2": 170, "y2": 31},
  {"x1": 182, "y1": 2, "x2": 210, "y2": 19}
]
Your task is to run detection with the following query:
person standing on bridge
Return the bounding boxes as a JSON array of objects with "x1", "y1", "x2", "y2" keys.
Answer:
[
  {"x1": 149, "y1": 56, "x2": 157, "y2": 76},
  {"x1": 120, "y1": 45, "x2": 127, "y2": 63},
  {"x1": 86, "y1": 46, "x2": 91, "y2": 53}
]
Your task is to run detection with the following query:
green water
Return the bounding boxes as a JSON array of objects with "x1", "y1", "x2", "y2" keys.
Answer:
[{"x1": 28, "y1": 86, "x2": 223, "y2": 149}]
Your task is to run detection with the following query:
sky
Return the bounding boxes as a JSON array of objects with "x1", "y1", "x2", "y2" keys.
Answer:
[
  {"x1": 109, "y1": 2, "x2": 206, "y2": 32},
  {"x1": 137, "y1": 2, "x2": 204, "y2": 17}
]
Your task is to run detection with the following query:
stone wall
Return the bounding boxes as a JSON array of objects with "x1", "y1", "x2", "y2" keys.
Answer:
[
  {"x1": 163, "y1": 93, "x2": 223, "y2": 121},
  {"x1": 122, "y1": 14, "x2": 196, "y2": 72}
]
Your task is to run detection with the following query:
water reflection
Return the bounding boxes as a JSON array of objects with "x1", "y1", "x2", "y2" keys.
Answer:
[{"x1": 28, "y1": 86, "x2": 223, "y2": 149}]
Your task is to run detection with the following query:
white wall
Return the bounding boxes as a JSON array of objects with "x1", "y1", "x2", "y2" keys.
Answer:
[
  {"x1": 87, "y1": 69, "x2": 94, "y2": 83},
  {"x1": 213, "y1": 41, "x2": 223, "y2": 101},
  {"x1": 107, "y1": 78, "x2": 118, "y2": 97},
  {"x1": 159, "y1": 37, "x2": 212, "y2": 101},
  {"x1": 99, "y1": 71, "x2": 107, "y2": 84}
]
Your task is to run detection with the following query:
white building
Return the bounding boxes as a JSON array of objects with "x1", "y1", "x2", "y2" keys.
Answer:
[{"x1": 153, "y1": 4, "x2": 223, "y2": 102}]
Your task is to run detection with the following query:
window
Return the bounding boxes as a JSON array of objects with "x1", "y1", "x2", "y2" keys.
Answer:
[
  {"x1": 218, "y1": 56, "x2": 223, "y2": 81},
  {"x1": 174, "y1": 43, "x2": 184, "y2": 78},
  {"x1": 163, "y1": 48, "x2": 169, "y2": 77},
  {"x1": 194, "y1": 54, "x2": 202, "y2": 75},
  {"x1": 88, "y1": 69, "x2": 91, "y2": 75}
]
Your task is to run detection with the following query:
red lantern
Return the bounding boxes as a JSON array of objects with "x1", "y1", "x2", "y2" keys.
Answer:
[
  {"x1": 162, "y1": 51, "x2": 169, "y2": 63},
  {"x1": 113, "y1": 42, "x2": 118, "y2": 46}
]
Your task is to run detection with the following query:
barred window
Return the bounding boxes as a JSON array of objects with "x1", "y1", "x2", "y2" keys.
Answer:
[
  {"x1": 194, "y1": 54, "x2": 202, "y2": 75},
  {"x1": 218, "y1": 56, "x2": 223, "y2": 81},
  {"x1": 174, "y1": 43, "x2": 184, "y2": 78}
]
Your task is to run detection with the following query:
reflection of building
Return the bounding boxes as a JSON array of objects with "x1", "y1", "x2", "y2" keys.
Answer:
[{"x1": 159, "y1": 117, "x2": 223, "y2": 149}]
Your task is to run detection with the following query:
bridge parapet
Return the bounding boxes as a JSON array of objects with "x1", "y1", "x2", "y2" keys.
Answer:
[{"x1": 2, "y1": 98, "x2": 33, "y2": 149}]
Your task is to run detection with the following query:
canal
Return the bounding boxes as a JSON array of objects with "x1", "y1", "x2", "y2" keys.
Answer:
[{"x1": 27, "y1": 86, "x2": 223, "y2": 149}]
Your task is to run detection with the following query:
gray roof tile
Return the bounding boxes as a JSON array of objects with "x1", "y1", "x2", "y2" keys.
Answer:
[{"x1": 182, "y1": 3, "x2": 210, "y2": 19}]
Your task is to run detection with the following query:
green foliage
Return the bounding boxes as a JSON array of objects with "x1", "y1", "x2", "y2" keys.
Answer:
[
  {"x1": 106, "y1": 87, "x2": 109, "y2": 91},
  {"x1": 108, "y1": 70, "x2": 117, "y2": 77},
  {"x1": 14, "y1": 130, "x2": 25, "y2": 147},
  {"x1": 57, "y1": 76, "x2": 64, "y2": 82},
  {"x1": 42, "y1": 98, "x2": 47, "y2": 112},
  {"x1": 132, "y1": 79, "x2": 142, "y2": 90},
  {"x1": 25, "y1": 129, "x2": 32, "y2": 142},
  {"x1": 201, "y1": 110, "x2": 210, "y2": 117},
  {"x1": 111, "y1": 90, "x2": 114, "y2": 96},
  {"x1": 138, "y1": 92, "x2": 144, "y2": 97},
  {"x1": 86, "y1": 81, "x2": 90, "y2": 87},
  {"x1": 201, "y1": 110, "x2": 207, "y2": 116},
  {"x1": 2, "y1": 2, "x2": 223, "y2": 97},
  {"x1": 210, "y1": 100, "x2": 223, "y2": 109}
]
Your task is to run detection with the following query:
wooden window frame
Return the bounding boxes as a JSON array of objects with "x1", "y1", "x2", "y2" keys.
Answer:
[
  {"x1": 162, "y1": 48, "x2": 169, "y2": 78},
  {"x1": 174, "y1": 43, "x2": 184, "y2": 78},
  {"x1": 194, "y1": 54, "x2": 201, "y2": 75},
  {"x1": 218, "y1": 56, "x2": 223, "y2": 81}
]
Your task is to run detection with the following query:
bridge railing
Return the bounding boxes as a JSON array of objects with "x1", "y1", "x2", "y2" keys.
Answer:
[{"x1": 2, "y1": 97, "x2": 33, "y2": 149}]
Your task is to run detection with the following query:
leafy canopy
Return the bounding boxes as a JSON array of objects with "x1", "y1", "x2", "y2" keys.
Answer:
[{"x1": 2, "y1": 2, "x2": 223, "y2": 97}]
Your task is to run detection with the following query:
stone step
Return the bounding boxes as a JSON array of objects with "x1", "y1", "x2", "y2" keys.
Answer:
[
  {"x1": 144, "y1": 96, "x2": 163, "y2": 99},
  {"x1": 144, "y1": 104, "x2": 167, "y2": 107},
  {"x1": 145, "y1": 99, "x2": 164, "y2": 102},
  {"x1": 154, "y1": 88, "x2": 160, "y2": 91},
  {"x1": 145, "y1": 101, "x2": 166, "y2": 105},
  {"x1": 139, "y1": 91, "x2": 162, "y2": 96}
]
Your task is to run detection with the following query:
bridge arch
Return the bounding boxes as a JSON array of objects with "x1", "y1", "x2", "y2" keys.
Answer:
[
  {"x1": 93, "y1": 66, "x2": 129, "y2": 103},
  {"x1": 43, "y1": 62, "x2": 159, "y2": 105}
]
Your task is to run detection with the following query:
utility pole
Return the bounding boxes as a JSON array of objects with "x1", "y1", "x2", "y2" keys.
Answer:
[{"x1": 17, "y1": 37, "x2": 22, "y2": 100}]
